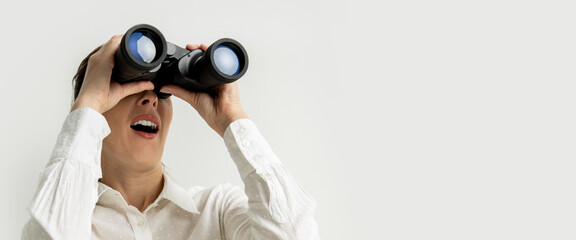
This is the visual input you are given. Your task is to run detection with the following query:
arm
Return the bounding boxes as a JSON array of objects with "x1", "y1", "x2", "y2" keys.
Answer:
[
  {"x1": 23, "y1": 108, "x2": 110, "y2": 239},
  {"x1": 23, "y1": 35, "x2": 153, "y2": 239},
  {"x1": 221, "y1": 119, "x2": 321, "y2": 239},
  {"x1": 159, "y1": 44, "x2": 320, "y2": 239}
]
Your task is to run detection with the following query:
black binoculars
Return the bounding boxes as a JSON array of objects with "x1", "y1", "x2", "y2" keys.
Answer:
[{"x1": 112, "y1": 24, "x2": 249, "y2": 98}]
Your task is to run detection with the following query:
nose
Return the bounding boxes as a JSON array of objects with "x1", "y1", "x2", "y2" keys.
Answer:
[{"x1": 139, "y1": 90, "x2": 158, "y2": 108}]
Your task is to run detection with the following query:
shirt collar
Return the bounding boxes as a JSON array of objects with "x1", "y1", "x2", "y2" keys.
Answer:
[
  {"x1": 157, "y1": 173, "x2": 200, "y2": 214},
  {"x1": 97, "y1": 173, "x2": 200, "y2": 215}
]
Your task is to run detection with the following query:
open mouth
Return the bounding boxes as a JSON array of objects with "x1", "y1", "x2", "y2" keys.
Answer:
[{"x1": 130, "y1": 120, "x2": 159, "y2": 134}]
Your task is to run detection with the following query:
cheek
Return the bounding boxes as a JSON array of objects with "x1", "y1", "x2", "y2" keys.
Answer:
[
  {"x1": 103, "y1": 111, "x2": 125, "y2": 133},
  {"x1": 160, "y1": 99, "x2": 173, "y2": 129},
  {"x1": 103, "y1": 98, "x2": 132, "y2": 127},
  {"x1": 102, "y1": 100, "x2": 132, "y2": 146}
]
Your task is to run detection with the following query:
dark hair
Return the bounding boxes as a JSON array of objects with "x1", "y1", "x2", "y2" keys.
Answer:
[{"x1": 72, "y1": 45, "x2": 102, "y2": 101}]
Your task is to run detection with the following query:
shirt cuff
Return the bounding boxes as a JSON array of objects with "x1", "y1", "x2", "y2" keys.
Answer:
[
  {"x1": 49, "y1": 107, "x2": 111, "y2": 167},
  {"x1": 223, "y1": 119, "x2": 281, "y2": 179}
]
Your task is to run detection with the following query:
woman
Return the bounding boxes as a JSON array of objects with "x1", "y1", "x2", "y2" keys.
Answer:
[{"x1": 22, "y1": 35, "x2": 320, "y2": 239}]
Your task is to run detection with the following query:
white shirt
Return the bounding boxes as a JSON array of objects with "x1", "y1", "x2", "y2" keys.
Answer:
[{"x1": 22, "y1": 107, "x2": 320, "y2": 239}]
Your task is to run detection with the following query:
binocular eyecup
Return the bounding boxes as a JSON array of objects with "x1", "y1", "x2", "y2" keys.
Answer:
[{"x1": 112, "y1": 24, "x2": 249, "y2": 98}]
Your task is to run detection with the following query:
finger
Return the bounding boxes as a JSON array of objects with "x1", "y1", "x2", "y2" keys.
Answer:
[
  {"x1": 185, "y1": 43, "x2": 209, "y2": 51},
  {"x1": 119, "y1": 81, "x2": 155, "y2": 98},
  {"x1": 86, "y1": 35, "x2": 123, "y2": 69},
  {"x1": 160, "y1": 85, "x2": 198, "y2": 105},
  {"x1": 186, "y1": 44, "x2": 200, "y2": 51},
  {"x1": 102, "y1": 35, "x2": 123, "y2": 54}
]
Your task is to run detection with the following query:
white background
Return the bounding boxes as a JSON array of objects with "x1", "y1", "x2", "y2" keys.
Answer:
[{"x1": 1, "y1": 0, "x2": 575, "y2": 239}]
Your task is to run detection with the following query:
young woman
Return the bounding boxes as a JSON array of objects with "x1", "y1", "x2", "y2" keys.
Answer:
[{"x1": 22, "y1": 35, "x2": 320, "y2": 239}]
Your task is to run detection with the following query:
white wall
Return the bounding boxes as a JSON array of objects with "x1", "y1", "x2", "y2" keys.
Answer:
[{"x1": 1, "y1": 0, "x2": 575, "y2": 239}]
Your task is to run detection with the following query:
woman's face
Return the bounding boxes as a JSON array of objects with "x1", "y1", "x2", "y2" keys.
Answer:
[{"x1": 101, "y1": 90, "x2": 173, "y2": 170}]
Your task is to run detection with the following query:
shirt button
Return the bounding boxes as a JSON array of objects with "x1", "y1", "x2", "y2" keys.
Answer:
[
  {"x1": 237, "y1": 127, "x2": 245, "y2": 134},
  {"x1": 138, "y1": 221, "x2": 145, "y2": 228},
  {"x1": 243, "y1": 140, "x2": 251, "y2": 147}
]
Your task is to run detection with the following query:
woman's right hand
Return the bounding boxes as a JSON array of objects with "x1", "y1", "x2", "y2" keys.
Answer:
[{"x1": 71, "y1": 35, "x2": 154, "y2": 114}]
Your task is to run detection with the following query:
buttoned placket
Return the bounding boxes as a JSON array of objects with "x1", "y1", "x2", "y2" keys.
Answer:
[{"x1": 126, "y1": 205, "x2": 153, "y2": 240}]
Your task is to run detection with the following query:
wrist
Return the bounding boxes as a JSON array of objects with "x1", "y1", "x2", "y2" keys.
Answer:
[
  {"x1": 71, "y1": 98, "x2": 102, "y2": 113},
  {"x1": 216, "y1": 111, "x2": 249, "y2": 137}
]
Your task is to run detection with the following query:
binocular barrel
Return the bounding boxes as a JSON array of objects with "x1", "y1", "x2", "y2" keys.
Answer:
[{"x1": 112, "y1": 24, "x2": 249, "y2": 95}]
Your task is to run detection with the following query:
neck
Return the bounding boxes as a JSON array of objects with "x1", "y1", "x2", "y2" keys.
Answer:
[{"x1": 100, "y1": 160, "x2": 164, "y2": 212}]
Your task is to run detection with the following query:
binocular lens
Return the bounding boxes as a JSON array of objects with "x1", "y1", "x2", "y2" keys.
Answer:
[
  {"x1": 113, "y1": 24, "x2": 248, "y2": 92},
  {"x1": 214, "y1": 45, "x2": 240, "y2": 76},
  {"x1": 128, "y1": 32, "x2": 156, "y2": 64}
]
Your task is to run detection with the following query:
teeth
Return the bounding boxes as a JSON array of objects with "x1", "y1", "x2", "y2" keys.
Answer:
[{"x1": 131, "y1": 120, "x2": 158, "y2": 129}]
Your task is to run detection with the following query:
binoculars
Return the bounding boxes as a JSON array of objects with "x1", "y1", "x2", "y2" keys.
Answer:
[{"x1": 112, "y1": 24, "x2": 249, "y2": 98}]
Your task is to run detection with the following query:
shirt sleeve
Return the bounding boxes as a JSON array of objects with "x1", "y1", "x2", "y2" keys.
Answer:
[
  {"x1": 222, "y1": 119, "x2": 321, "y2": 239},
  {"x1": 22, "y1": 107, "x2": 110, "y2": 240}
]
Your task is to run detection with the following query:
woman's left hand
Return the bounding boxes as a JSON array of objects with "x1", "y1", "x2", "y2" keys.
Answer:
[{"x1": 159, "y1": 44, "x2": 249, "y2": 137}]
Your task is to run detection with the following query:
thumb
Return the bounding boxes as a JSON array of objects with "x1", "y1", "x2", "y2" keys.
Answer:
[
  {"x1": 160, "y1": 85, "x2": 199, "y2": 105},
  {"x1": 118, "y1": 81, "x2": 155, "y2": 98}
]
